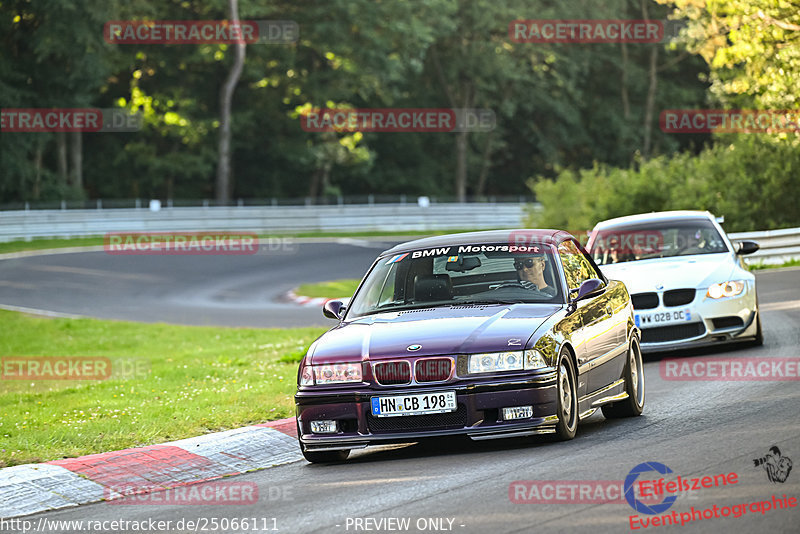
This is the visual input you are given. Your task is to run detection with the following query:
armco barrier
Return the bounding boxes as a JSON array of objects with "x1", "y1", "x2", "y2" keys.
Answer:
[
  {"x1": 728, "y1": 227, "x2": 800, "y2": 265},
  {"x1": 0, "y1": 204, "x2": 796, "y2": 264},
  {"x1": 0, "y1": 203, "x2": 530, "y2": 242}
]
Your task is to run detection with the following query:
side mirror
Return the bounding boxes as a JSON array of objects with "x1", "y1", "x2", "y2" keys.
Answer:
[
  {"x1": 323, "y1": 299, "x2": 345, "y2": 320},
  {"x1": 735, "y1": 240, "x2": 759, "y2": 255},
  {"x1": 572, "y1": 278, "x2": 605, "y2": 302}
]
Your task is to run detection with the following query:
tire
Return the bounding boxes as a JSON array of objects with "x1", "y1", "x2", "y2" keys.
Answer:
[
  {"x1": 602, "y1": 336, "x2": 645, "y2": 419},
  {"x1": 554, "y1": 349, "x2": 578, "y2": 440},
  {"x1": 301, "y1": 448, "x2": 350, "y2": 463},
  {"x1": 751, "y1": 312, "x2": 763, "y2": 347}
]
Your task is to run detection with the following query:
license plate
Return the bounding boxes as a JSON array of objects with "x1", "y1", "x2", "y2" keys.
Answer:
[
  {"x1": 370, "y1": 391, "x2": 457, "y2": 417},
  {"x1": 635, "y1": 308, "x2": 692, "y2": 327}
]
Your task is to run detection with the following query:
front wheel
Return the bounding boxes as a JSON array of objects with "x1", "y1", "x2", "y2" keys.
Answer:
[
  {"x1": 554, "y1": 349, "x2": 578, "y2": 440},
  {"x1": 751, "y1": 312, "x2": 763, "y2": 347},
  {"x1": 602, "y1": 336, "x2": 645, "y2": 419}
]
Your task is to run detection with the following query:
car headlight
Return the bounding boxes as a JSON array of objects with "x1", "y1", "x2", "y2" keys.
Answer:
[
  {"x1": 467, "y1": 350, "x2": 547, "y2": 374},
  {"x1": 706, "y1": 280, "x2": 745, "y2": 299},
  {"x1": 299, "y1": 363, "x2": 362, "y2": 386},
  {"x1": 524, "y1": 349, "x2": 547, "y2": 369}
]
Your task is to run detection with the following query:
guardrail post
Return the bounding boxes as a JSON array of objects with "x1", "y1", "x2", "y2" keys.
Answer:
[
  {"x1": 97, "y1": 199, "x2": 102, "y2": 210},
  {"x1": 135, "y1": 198, "x2": 141, "y2": 209},
  {"x1": 61, "y1": 200, "x2": 66, "y2": 210}
]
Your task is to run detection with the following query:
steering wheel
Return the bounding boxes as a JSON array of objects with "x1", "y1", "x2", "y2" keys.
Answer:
[{"x1": 490, "y1": 281, "x2": 525, "y2": 290}]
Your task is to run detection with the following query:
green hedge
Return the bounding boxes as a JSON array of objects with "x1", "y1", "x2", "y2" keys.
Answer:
[{"x1": 527, "y1": 136, "x2": 800, "y2": 233}]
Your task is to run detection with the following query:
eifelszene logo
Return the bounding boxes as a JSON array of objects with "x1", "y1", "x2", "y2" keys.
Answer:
[{"x1": 625, "y1": 462, "x2": 678, "y2": 515}]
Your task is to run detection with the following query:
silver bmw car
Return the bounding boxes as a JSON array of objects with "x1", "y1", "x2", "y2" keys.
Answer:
[{"x1": 586, "y1": 211, "x2": 762, "y2": 352}]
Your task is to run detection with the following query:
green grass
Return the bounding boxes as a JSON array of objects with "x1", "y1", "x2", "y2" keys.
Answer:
[
  {"x1": 295, "y1": 279, "x2": 361, "y2": 299},
  {"x1": 0, "y1": 229, "x2": 486, "y2": 255},
  {"x1": 747, "y1": 258, "x2": 800, "y2": 271},
  {"x1": 0, "y1": 310, "x2": 326, "y2": 467},
  {"x1": 0, "y1": 237, "x2": 107, "y2": 255}
]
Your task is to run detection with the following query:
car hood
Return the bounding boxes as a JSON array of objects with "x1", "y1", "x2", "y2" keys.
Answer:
[
  {"x1": 598, "y1": 253, "x2": 737, "y2": 294},
  {"x1": 308, "y1": 304, "x2": 562, "y2": 364}
]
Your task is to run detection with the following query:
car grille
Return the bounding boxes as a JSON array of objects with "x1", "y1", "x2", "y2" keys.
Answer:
[
  {"x1": 367, "y1": 405, "x2": 467, "y2": 433},
  {"x1": 631, "y1": 292, "x2": 659, "y2": 309},
  {"x1": 641, "y1": 323, "x2": 705, "y2": 343},
  {"x1": 415, "y1": 358, "x2": 452, "y2": 382},
  {"x1": 373, "y1": 361, "x2": 411, "y2": 385},
  {"x1": 663, "y1": 289, "x2": 696, "y2": 307},
  {"x1": 712, "y1": 316, "x2": 744, "y2": 329}
]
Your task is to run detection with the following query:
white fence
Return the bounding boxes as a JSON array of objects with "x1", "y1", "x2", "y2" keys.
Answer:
[
  {"x1": 728, "y1": 227, "x2": 800, "y2": 265},
  {"x1": 0, "y1": 204, "x2": 797, "y2": 264},
  {"x1": 0, "y1": 203, "x2": 530, "y2": 241}
]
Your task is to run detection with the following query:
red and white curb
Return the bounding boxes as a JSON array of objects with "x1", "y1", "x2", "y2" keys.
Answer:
[
  {"x1": 285, "y1": 289, "x2": 331, "y2": 307},
  {"x1": 0, "y1": 418, "x2": 301, "y2": 519}
]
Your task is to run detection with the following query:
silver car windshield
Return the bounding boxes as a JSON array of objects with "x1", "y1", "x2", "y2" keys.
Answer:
[
  {"x1": 590, "y1": 219, "x2": 729, "y2": 265},
  {"x1": 347, "y1": 245, "x2": 563, "y2": 317}
]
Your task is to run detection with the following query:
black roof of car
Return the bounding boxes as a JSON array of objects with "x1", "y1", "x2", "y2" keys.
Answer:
[{"x1": 381, "y1": 228, "x2": 573, "y2": 256}]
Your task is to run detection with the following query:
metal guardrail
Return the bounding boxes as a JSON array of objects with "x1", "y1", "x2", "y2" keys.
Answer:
[
  {"x1": 0, "y1": 203, "x2": 530, "y2": 242},
  {"x1": 0, "y1": 204, "x2": 796, "y2": 265},
  {"x1": 729, "y1": 227, "x2": 800, "y2": 265}
]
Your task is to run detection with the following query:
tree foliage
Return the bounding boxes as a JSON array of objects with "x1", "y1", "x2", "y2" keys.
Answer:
[
  {"x1": 528, "y1": 135, "x2": 800, "y2": 232},
  {"x1": 1, "y1": 0, "x2": 792, "y2": 219}
]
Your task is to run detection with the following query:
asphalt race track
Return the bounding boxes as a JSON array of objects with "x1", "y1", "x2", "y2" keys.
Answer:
[
  {"x1": 0, "y1": 239, "x2": 396, "y2": 328},
  {"x1": 1, "y1": 246, "x2": 799, "y2": 533}
]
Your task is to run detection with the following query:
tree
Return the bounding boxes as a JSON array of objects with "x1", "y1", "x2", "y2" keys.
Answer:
[
  {"x1": 655, "y1": 0, "x2": 800, "y2": 109},
  {"x1": 215, "y1": 0, "x2": 246, "y2": 204}
]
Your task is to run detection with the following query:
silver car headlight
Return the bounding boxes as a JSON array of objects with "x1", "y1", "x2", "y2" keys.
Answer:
[
  {"x1": 467, "y1": 350, "x2": 547, "y2": 374},
  {"x1": 706, "y1": 280, "x2": 745, "y2": 299}
]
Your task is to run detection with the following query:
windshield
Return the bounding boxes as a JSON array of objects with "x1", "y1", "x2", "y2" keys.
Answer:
[
  {"x1": 589, "y1": 219, "x2": 729, "y2": 265},
  {"x1": 347, "y1": 244, "x2": 563, "y2": 317}
]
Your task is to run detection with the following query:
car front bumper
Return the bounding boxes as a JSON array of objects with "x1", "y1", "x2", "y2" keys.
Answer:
[
  {"x1": 637, "y1": 285, "x2": 759, "y2": 353},
  {"x1": 295, "y1": 372, "x2": 559, "y2": 452}
]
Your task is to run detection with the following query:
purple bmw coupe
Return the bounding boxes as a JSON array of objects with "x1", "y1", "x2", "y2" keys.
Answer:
[{"x1": 295, "y1": 229, "x2": 644, "y2": 462}]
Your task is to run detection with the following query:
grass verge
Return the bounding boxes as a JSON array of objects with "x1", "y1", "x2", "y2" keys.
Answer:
[
  {"x1": 295, "y1": 279, "x2": 361, "y2": 299},
  {"x1": 0, "y1": 310, "x2": 326, "y2": 467},
  {"x1": 748, "y1": 258, "x2": 800, "y2": 271}
]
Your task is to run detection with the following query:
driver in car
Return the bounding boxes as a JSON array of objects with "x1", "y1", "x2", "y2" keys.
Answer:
[
  {"x1": 678, "y1": 228, "x2": 706, "y2": 255},
  {"x1": 514, "y1": 253, "x2": 557, "y2": 297}
]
